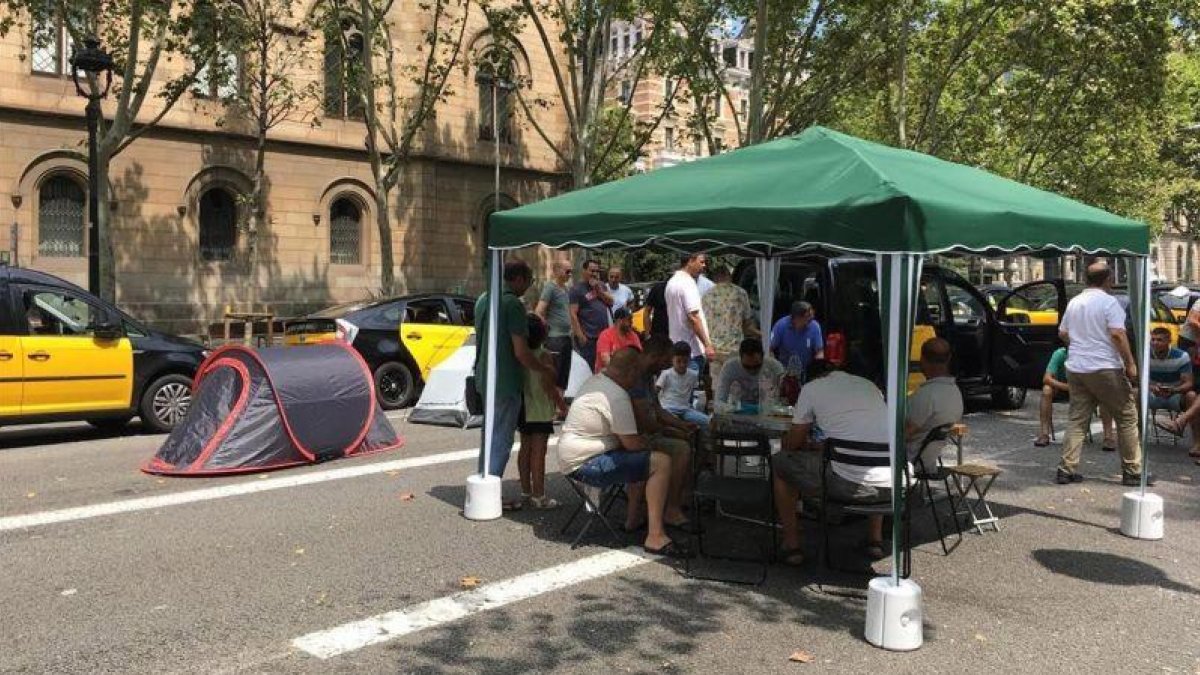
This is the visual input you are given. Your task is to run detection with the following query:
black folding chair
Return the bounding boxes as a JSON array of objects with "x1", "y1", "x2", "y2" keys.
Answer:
[
  {"x1": 560, "y1": 472, "x2": 627, "y2": 550},
  {"x1": 820, "y1": 438, "x2": 917, "y2": 578},
  {"x1": 912, "y1": 425, "x2": 964, "y2": 555},
  {"x1": 685, "y1": 430, "x2": 776, "y2": 585}
]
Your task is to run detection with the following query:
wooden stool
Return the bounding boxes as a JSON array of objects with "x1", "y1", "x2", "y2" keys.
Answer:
[{"x1": 946, "y1": 463, "x2": 1002, "y2": 534}]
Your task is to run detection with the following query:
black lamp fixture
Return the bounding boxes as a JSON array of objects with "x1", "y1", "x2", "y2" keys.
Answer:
[{"x1": 70, "y1": 36, "x2": 114, "y2": 296}]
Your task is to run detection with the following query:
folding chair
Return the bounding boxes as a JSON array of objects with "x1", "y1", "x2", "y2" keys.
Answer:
[
  {"x1": 560, "y1": 472, "x2": 626, "y2": 550},
  {"x1": 945, "y1": 442, "x2": 1002, "y2": 535},
  {"x1": 820, "y1": 438, "x2": 917, "y2": 578},
  {"x1": 911, "y1": 425, "x2": 965, "y2": 555},
  {"x1": 685, "y1": 430, "x2": 776, "y2": 585}
]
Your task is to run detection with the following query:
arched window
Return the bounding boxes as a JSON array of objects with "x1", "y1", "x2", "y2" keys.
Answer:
[
  {"x1": 476, "y1": 46, "x2": 515, "y2": 143},
  {"x1": 324, "y1": 17, "x2": 365, "y2": 119},
  {"x1": 38, "y1": 175, "x2": 85, "y2": 257},
  {"x1": 329, "y1": 197, "x2": 362, "y2": 265},
  {"x1": 199, "y1": 187, "x2": 238, "y2": 261}
]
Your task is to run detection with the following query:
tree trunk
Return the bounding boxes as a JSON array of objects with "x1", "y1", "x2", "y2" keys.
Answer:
[
  {"x1": 896, "y1": 0, "x2": 909, "y2": 147},
  {"x1": 746, "y1": 0, "x2": 768, "y2": 145},
  {"x1": 96, "y1": 150, "x2": 116, "y2": 304},
  {"x1": 374, "y1": 188, "x2": 395, "y2": 295},
  {"x1": 250, "y1": 124, "x2": 267, "y2": 306}
]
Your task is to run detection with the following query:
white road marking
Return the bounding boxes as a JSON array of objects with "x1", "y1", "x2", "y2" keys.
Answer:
[
  {"x1": 292, "y1": 548, "x2": 654, "y2": 659},
  {"x1": 0, "y1": 438, "x2": 555, "y2": 533}
]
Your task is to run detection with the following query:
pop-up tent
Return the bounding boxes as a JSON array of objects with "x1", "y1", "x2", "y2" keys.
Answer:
[
  {"x1": 480, "y1": 126, "x2": 1153, "y2": 648},
  {"x1": 144, "y1": 343, "x2": 403, "y2": 475},
  {"x1": 411, "y1": 335, "x2": 595, "y2": 429}
]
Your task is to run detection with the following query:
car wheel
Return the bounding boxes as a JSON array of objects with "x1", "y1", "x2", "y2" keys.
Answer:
[
  {"x1": 991, "y1": 385, "x2": 1027, "y2": 410},
  {"x1": 140, "y1": 374, "x2": 194, "y2": 433},
  {"x1": 87, "y1": 416, "x2": 133, "y2": 432},
  {"x1": 375, "y1": 362, "x2": 417, "y2": 410}
]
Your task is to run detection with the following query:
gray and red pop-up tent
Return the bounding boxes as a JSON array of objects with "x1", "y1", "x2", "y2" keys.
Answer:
[{"x1": 143, "y1": 343, "x2": 403, "y2": 476}]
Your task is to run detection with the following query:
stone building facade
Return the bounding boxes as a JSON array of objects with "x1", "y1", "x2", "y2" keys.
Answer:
[{"x1": 0, "y1": 3, "x2": 569, "y2": 334}]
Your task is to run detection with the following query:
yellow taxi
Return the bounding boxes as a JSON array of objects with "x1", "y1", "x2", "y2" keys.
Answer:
[
  {"x1": 1, "y1": 265, "x2": 207, "y2": 433},
  {"x1": 284, "y1": 294, "x2": 474, "y2": 408}
]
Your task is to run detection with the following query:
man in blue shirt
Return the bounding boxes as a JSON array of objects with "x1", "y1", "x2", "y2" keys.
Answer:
[
  {"x1": 1148, "y1": 327, "x2": 1200, "y2": 459},
  {"x1": 770, "y1": 301, "x2": 824, "y2": 375}
]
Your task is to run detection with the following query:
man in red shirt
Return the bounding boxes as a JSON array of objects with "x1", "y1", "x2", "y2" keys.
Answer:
[{"x1": 595, "y1": 308, "x2": 643, "y2": 372}]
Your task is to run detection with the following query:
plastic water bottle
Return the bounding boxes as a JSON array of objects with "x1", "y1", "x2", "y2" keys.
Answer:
[{"x1": 728, "y1": 381, "x2": 743, "y2": 409}]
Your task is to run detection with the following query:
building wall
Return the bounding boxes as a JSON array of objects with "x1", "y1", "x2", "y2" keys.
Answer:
[{"x1": 0, "y1": 2, "x2": 569, "y2": 334}]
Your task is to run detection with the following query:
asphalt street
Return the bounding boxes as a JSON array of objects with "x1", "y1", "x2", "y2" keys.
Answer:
[{"x1": 1, "y1": 397, "x2": 1198, "y2": 674}]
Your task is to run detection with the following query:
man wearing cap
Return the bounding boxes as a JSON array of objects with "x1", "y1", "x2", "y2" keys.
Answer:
[
  {"x1": 770, "y1": 301, "x2": 824, "y2": 376},
  {"x1": 595, "y1": 307, "x2": 642, "y2": 373}
]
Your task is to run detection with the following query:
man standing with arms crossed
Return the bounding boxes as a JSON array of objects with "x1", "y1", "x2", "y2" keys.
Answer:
[
  {"x1": 1057, "y1": 262, "x2": 1152, "y2": 486},
  {"x1": 569, "y1": 259, "x2": 614, "y2": 373},
  {"x1": 665, "y1": 252, "x2": 716, "y2": 374}
]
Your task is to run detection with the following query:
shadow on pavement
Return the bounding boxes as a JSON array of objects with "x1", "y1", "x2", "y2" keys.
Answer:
[
  {"x1": 1032, "y1": 548, "x2": 1199, "y2": 596},
  {"x1": 0, "y1": 421, "x2": 159, "y2": 451}
]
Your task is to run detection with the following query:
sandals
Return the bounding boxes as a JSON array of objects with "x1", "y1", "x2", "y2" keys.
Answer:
[
  {"x1": 644, "y1": 539, "x2": 695, "y2": 559},
  {"x1": 528, "y1": 495, "x2": 560, "y2": 510},
  {"x1": 865, "y1": 542, "x2": 888, "y2": 561},
  {"x1": 1155, "y1": 419, "x2": 1185, "y2": 438},
  {"x1": 1033, "y1": 436, "x2": 1050, "y2": 448},
  {"x1": 778, "y1": 547, "x2": 805, "y2": 566}
]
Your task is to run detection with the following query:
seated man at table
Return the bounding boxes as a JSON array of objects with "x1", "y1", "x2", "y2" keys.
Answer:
[
  {"x1": 556, "y1": 349, "x2": 689, "y2": 557},
  {"x1": 715, "y1": 338, "x2": 784, "y2": 407},
  {"x1": 905, "y1": 338, "x2": 964, "y2": 470},
  {"x1": 771, "y1": 359, "x2": 896, "y2": 565},
  {"x1": 629, "y1": 339, "x2": 696, "y2": 529}
]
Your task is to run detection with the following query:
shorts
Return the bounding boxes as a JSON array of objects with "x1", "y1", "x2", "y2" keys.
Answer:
[
  {"x1": 647, "y1": 433, "x2": 690, "y2": 458},
  {"x1": 771, "y1": 450, "x2": 891, "y2": 504},
  {"x1": 572, "y1": 449, "x2": 651, "y2": 487},
  {"x1": 517, "y1": 403, "x2": 554, "y2": 436},
  {"x1": 1149, "y1": 393, "x2": 1183, "y2": 412}
]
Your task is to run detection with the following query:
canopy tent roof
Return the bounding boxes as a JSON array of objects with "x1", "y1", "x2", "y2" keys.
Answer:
[{"x1": 489, "y1": 126, "x2": 1148, "y2": 257}]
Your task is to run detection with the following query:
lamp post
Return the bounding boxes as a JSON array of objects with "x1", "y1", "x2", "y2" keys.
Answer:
[{"x1": 70, "y1": 37, "x2": 114, "y2": 296}]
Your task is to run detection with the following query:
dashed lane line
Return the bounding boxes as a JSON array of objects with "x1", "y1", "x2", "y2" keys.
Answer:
[{"x1": 291, "y1": 548, "x2": 655, "y2": 659}]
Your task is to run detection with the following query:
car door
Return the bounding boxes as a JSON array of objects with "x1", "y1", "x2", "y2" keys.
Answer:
[
  {"x1": 0, "y1": 283, "x2": 23, "y2": 417},
  {"x1": 401, "y1": 297, "x2": 466, "y2": 380},
  {"x1": 939, "y1": 272, "x2": 991, "y2": 381},
  {"x1": 16, "y1": 285, "x2": 134, "y2": 415},
  {"x1": 990, "y1": 279, "x2": 1066, "y2": 389}
]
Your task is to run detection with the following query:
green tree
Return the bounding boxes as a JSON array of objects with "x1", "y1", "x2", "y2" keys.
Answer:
[
  {"x1": 321, "y1": 0, "x2": 471, "y2": 295},
  {"x1": 0, "y1": 0, "x2": 223, "y2": 301}
]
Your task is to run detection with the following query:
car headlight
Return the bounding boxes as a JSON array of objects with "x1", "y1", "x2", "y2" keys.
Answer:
[{"x1": 335, "y1": 318, "x2": 359, "y2": 344}]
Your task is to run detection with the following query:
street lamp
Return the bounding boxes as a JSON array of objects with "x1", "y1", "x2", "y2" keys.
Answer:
[{"x1": 70, "y1": 36, "x2": 114, "y2": 296}]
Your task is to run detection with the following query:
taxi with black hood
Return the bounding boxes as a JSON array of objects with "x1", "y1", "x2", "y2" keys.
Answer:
[{"x1": 0, "y1": 265, "x2": 207, "y2": 433}]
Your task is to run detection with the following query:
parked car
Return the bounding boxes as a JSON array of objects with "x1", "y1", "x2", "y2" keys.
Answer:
[
  {"x1": 284, "y1": 293, "x2": 474, "y2": 409},
  {"x1": 0, "y1": 265, "x2": 207, "y2": 433},
  {"x1": 978, "y1": 284, "x2": 1060, "y2": 325},
  {"x1": 735, "y1": 256, "x2": 1074, "y2": 409},
  {"x1": 1153, "y1": 283, "x2": 1200, "y2": 322}
]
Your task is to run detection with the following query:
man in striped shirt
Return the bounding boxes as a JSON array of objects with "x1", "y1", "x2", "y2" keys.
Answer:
[{"x1": 1149, "y1": 327, "x2": 1200, "y2": 459}]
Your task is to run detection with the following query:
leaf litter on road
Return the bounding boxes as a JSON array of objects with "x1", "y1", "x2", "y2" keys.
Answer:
[
  {"x1": 788, "y1": 650, "x2": 815, "y2": 663},
  {"x1": 460, "y1": 576, "x2": 483, "y2": 589},
  {"x1": 399, "y1": 492, "x2": 415, "y2": 501}
]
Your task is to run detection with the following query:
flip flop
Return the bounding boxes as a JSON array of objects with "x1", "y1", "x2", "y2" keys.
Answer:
[
  {"x1": 1187, "y1": 449, "x2": 1200, "y2": 458},
  {"x1": 1033, "y1": 437, "x2": 1050, "y2": 448},
  {"x1": 778, "y1": 547, "x2": 805, "y2": 566},
  {"x1": 1155, "y1": 419, "x2": 1185, "y2": 438},
  {"x1": 644, "y1": 540, "x2": 695, "y2": 559},
  {"x1": 501, "y1": 500, "x2": 524, "y2": 512}
]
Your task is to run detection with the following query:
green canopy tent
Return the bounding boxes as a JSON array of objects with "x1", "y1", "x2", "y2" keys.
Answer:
[{"x1": 474, "y1": 126, "x2": 1154, "y2": 646}]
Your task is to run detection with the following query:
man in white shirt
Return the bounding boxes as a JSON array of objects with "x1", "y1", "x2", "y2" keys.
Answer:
[
  {"x1": 771, "y1": 360, "x2": 898, "y2": 565},
  {"x1": 605, "y1": 266, "x2": 634, "y2": 313},
  {"x1": 905, "y1": 338, "x2": 964, "y2": 470},
  {"x1": 556, "y1": 349, "x2": 689, "y2": 557},
  {"x1": 665, "y1": 253, "x2": 716, "y2": 374},
  {"x1": 1056, "y1": 262, "x2": 1148, "y2": 486}
]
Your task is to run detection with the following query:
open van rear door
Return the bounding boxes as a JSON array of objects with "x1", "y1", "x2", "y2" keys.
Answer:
[{"x1": 990, "y1": 279, "x2": 1066, "y2": 389}]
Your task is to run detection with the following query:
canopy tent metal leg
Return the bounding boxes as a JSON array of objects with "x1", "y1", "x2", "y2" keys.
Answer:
[
  {"x1": 464, "y1": 248, "x2": 505, "y2": 521},
  {"x1": 754, "y1": 256, "x2": 781, "y2": 349},
  {"x1": 864, "y1": 252, "x2": 925, "y2": 652},
  {"x1": 1120, "y1": 256, "x2": 1164, "y2": 539}
]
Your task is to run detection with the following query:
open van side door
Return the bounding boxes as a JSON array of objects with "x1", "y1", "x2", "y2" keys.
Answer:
[{"x1": 990, "y1": 279, "x2": 1066, "y2": 389}]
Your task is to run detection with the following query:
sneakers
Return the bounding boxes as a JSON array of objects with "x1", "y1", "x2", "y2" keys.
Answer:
[
  {"x1": 1121, "y1": 472, "x2": 1156, "y2": 487},
  {"x1": 1055, "y1": 468, "x2": 1084, "y2": 484}
]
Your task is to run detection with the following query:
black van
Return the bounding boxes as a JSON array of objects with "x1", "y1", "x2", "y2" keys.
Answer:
[{"x1": 736, "y1": 256, "x2": 1067, "y2": 408}]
